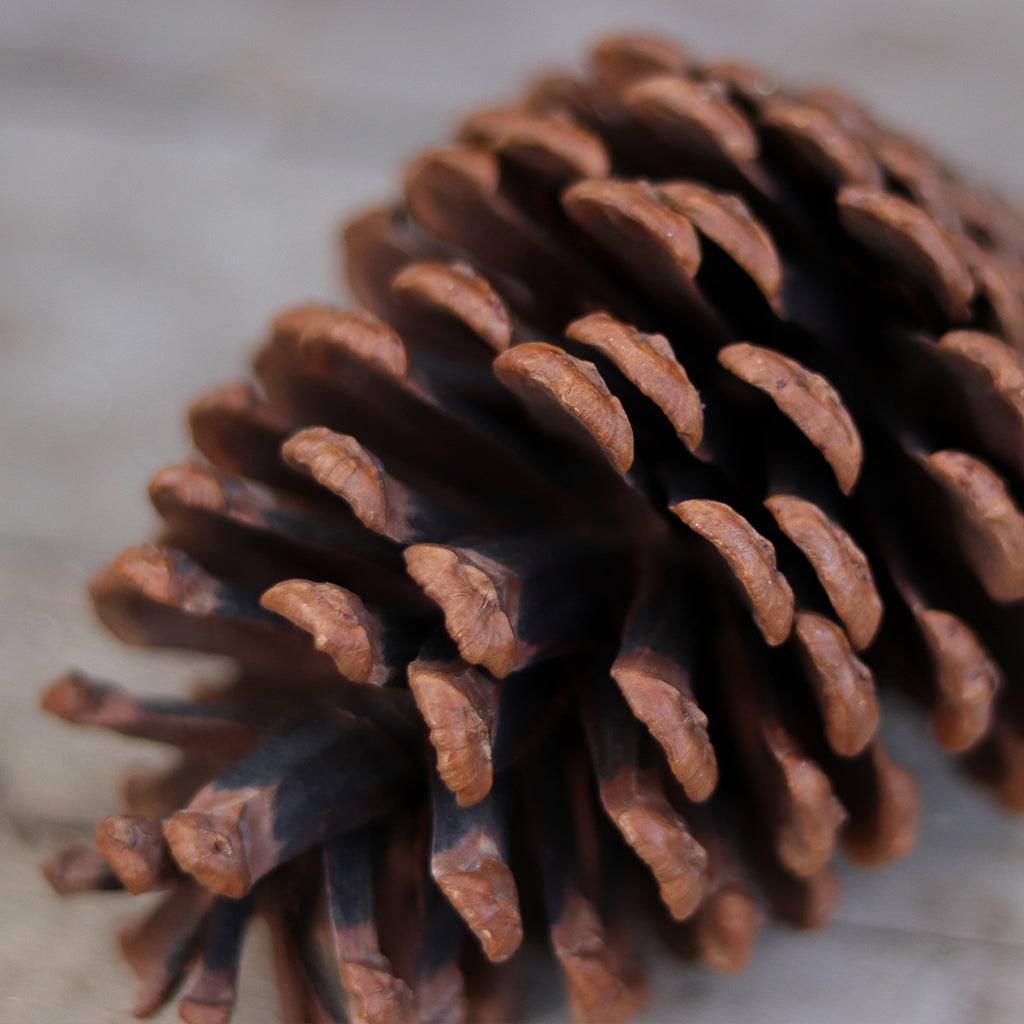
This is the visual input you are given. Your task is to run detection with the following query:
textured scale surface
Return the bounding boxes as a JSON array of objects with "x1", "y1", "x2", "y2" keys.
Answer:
[{"x1": 41, "y1": 32, "x2": 1024, "y2": 1024}]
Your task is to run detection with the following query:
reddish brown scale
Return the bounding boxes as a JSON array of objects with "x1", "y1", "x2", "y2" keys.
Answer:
[
  {"x1": 791, "y1": 611, "x2": 880, "y2": 758},
  {"x1": 660, "y1": 819, "x2": 764, "y2": 973},
  {"x1": 430, "y1": 777, "x2": 523, "y2": 964},
  {"x1": 759, "y1": 100, "x2": 885, "y2": 189},
  {"x1": 838, "y1": 185, "x2": 977, "y2": 321},
  {"x1": 391, "y1": 261, "x2": 514, "y2": 356},
  {"x1": 494, "y1": 341, "x2": 635, "y2": 475},
  {"x1": 656, "y1": 181, "x2": 784, "y2": 310},
  {"x1": 459, "y1": 108, "x2": 611, "y2": 184},
  {"x1": 95, "y1": 814, "x2": 182, "y2": 895},
  {"x1": 566, "y1": 312, "x2": 705, "y2": 452},
  {"x1": 672, "y1": 499, "x2": 795, "y2": 647},
  {"x1": 42, "y1": 844, "x2": 123, "y2": 895},
  {"x1": 581, "y1": 671, "x2": 709, "y2": 922},
  {"x1": 719, "y1": 343, "x2": 863, "y2": 495},
  {"x1": 764, "y1": 495, "x2": 882, "y2": 652},
  {"x1": 409, "y1": 656, "x2": 501, "y2": 807}
]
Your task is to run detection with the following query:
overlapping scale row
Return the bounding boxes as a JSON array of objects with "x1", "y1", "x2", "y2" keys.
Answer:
[{"x1": 42, "y1": 33, "x2": 1024, "y2": 1024}]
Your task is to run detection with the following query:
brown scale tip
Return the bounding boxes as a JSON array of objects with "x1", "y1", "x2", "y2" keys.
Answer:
[
  {"x1": 552, "y1": 890, "x2": 649, "y2": 1024},
  {"x1": 282, "y1": 427, "x2": 393, "y2": 536},
  {"x1": 838, "y1": 185, "x2": 976, "y2": 321},
  {"x1": 871, "y1": 137, "x2": 960, "y2": 237},
  {"x1": 338, "y1": 955, "x2": 415, "y2": 1024},
  {"x1": 622, "y1": 75, "x2": 760, "y2": 167},
  {"x1": 404, "y1": 143, "x2": 499, "y2": 218},
  {"x1": 703, "y1": 61, "x2": 780, "y2": 106},
  {"x1": 672, "y1": 499, "x2": 795, "y2": 646},
  {"x1": 764, "y1": 722, "x2": 847, "y2": 878},
  {"x1": 774, "y1": 865, "x2": 842, "y2": 931},
  {"x1": 692, "y1": 889, "x2": 764, "y2": 974},
  {"x1": 720, "y1": 343, "x2": 863, "y2": 494},
  {"x1": 765, "y1": 494, "x2": 882, "y2": 651},
  {"x1": 962, "y1": 243, "x2": 1024, "y2": 351},
  {"x1": 603, "y1": 775, "x2": 708, "y2": 921},
  {"x1": 566, "y1": 312, "x2": 704, "y2": 452},
  {"x1": 916, "y1": 608, "x2": 1001, "y2": 753},
  {"x1": 458, "y1": 109, "x2": 611, "y2": 182},
  {"x1": 611, "y1": 651, "x2": 718, "y2": 803},
  {"x1": 92, "y1": 543, "x2": 213, "y2": 616},
  {"x1": 275, "y1": 304, "x2": 409, "y2": 382},
  {"x1": 409, "y1": 659, "x2": 498, "y2": 807},
  {"x1": 403, "y1": 145, "x2": 557, "y2": 286},
  {"x1": 979, "y1": 723, "x2": 1024, "y2": 812},
  {"x1": 842, "y1": 743, "x2": 920, "y2": 867},
  {"x1": 801, "y1": 87, "x2": 881, "y2": 140},
  {"x1": 261, "y1": 579, "x2": 381, "y2": 685},
  {"x1": 95, "y1": 815, "x2": 178, "y2": 895},
  {"x1": 493, "y1": 341, "x2": 635, "y2": 474},
  {"x1": 42, "y1": 844, "x2": 121, "y2": 895},
  {"x1": 562, "y1": 179, "x2": 702, "y2": 289},
  {"x1": 178, "y1": 996, "x2": 233, "y2": 1024},
  {"x1": 390, "y1": 261, "x2": 513, "y2": 353},
  {"x1": 759, "y1": 100, "x2": 884, "y2": 189},
  {"x1": 936, "y1": 330, "x2": 1024, "y2": 474},
  {"x1": 404, "y1": 545, "x2": 523, "y2": 679},
  {"x1": 187, "y1": 379, "x2": 262, "y2": 426},
  {"x1": 148, "y1": 461, "x2": 245, "y2": 522},
  {"x1": 40, "y1": 670, "x2": 106, "y2": 721},
  {"x1": 657, "y1": 182, "x2": 784, "y2": 309},
  {"x1": 589, "y1": 34, "x2": 691, "y2": 88},
  {"x1": 186, "y1": 380, "x2": 296, "y2": 478},
  {"x1": 163, "y1": 802, "x2": 252, "y2": 900},
  {"x1": 433, "y1": 851, "x2": 524, "y2": 963},
  {"x1": 792, "y1": 611, "x2": 880, "y2": 758},
  {"x1": 920, "y1": 448, "x2": 1024, "y2": 603}
]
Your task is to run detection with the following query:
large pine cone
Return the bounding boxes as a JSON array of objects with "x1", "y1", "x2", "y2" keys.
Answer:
[{"x1": 42, "y1": 33, "x2": 1024, "y2": 1024}]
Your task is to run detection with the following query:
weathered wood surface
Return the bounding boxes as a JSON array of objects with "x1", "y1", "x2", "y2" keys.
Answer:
[{"x1": 3, "y1": 2, "x2": 1024, "y2": 1021}]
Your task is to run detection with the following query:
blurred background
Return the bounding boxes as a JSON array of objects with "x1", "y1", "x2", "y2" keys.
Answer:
[{"x1": 2, "y1": 1, "x2": 1024, "y2": 1021}]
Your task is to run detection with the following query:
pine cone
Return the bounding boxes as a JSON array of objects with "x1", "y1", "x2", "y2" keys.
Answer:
[{"x1": 41, "y1": 32, "x2": 1024, "y2": 1024}]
